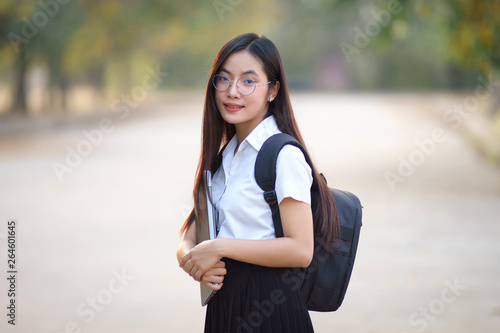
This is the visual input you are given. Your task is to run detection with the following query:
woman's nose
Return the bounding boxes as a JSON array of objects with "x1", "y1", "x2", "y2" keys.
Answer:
[{"x1": 227, "y1": 81, "x2": 240, "y2": 98}]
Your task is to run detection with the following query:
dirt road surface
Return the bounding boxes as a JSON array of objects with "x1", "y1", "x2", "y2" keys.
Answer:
[{"x1": 0, "y1": 92, "x2": 499, "y2": 332}]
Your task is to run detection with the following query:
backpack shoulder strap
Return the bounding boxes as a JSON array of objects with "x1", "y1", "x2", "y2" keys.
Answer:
[{"x1": 254, "y1": 133, "x2": 318, "y2": 238}]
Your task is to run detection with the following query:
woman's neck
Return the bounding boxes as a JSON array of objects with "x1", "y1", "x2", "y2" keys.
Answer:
[{"x1": 234, "y1": 114, "x2": 267, "y2": 145}]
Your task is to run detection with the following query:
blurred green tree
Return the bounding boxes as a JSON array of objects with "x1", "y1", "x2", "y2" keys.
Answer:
[
  {"x1": 1, "y1": 0, "x2": 497, "y2": 115},
  {"x1": 443, "y1": 0, "x2": 500, "y2": 115},
  {"x1": 38, "y1": 0, "x2": 84, "y2": 111},
  {"x1": 0, "y1": 1, "x2": 37, "y2": 113}
]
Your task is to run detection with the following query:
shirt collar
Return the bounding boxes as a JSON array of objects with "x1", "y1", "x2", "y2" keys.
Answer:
[
  {"x1": 222, "y1": 115, "x2": 280, "y2": 158},
  {"x1": 222, "y1": 134, "x2": 238, "y2": 159},
  {"x1": 244, "y1": 115, "x2": 281, "y2": 152},
  {"x1": 220, "y1": 116, "x2": 280, "y2": 182}
]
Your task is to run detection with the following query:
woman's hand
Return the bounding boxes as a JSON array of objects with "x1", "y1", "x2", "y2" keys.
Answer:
[
  {"x1": 200, "y1": 260, "x2": 226, "y2": 291},
  {"x1": 179, "y1": 239, "x2": 223, "y2": 282}
]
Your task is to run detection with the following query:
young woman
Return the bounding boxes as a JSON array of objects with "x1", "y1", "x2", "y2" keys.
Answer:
[{"x1": 177, "y1": 33, "x2": 339, "y2": 333}]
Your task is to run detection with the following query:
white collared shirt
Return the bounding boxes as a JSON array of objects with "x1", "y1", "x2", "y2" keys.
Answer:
[{"x1": 212, "y1": 115, "x2": 313, "y2": 240}]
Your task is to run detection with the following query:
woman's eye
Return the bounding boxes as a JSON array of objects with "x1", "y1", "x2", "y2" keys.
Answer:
[
  {"x1": 242, "y1": 78, "x2": 256, "y2": 85},
  {"x1": 219, "y1": 76, "x2": 230, "y2": 82}
]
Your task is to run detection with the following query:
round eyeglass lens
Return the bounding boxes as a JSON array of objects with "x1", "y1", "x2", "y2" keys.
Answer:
[
  {"x1": 238, "y1": 79, "x2": 255, "y2": 95},
  {"x1": 213, "y1": 75, "x2": 230, "y2": 91},
  {"x1": 213, "y1": 75, "x2": 257, "y2": 95}
]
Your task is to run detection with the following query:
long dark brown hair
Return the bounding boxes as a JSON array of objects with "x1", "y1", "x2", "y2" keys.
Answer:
[{"x1": 180, "y1": 33, "x2": 339, "y2": 251}]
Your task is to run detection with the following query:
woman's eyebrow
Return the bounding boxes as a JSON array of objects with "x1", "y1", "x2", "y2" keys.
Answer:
[
  {"x1": 220, "y1": 67, "x2": 260, "y2": 77},
  {"x1": 242, "y1": 69, "x2": 259, "y2": 77}
]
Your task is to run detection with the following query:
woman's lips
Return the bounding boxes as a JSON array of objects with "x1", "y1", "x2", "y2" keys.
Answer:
[{"x1": 224, "y1": 103, "x2": 244, "y2": 112}]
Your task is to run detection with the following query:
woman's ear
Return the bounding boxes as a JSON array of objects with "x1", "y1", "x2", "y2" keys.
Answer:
[{"x1": 269, "y1": 81, "x2": 280, "y2": 101}]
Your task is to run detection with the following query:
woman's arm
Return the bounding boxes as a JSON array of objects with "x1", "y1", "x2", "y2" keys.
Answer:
[
  {"x1": 177, "y1": 221, "x2": 197, "y2": 264},
  {"x1": 180, "y1": 198, "x2": 314, "y2": 282},
  {"x1": 177, "y1": 218, "x2": 227, "y2": 290}
]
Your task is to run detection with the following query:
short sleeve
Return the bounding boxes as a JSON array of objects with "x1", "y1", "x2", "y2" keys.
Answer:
[{"x1": 275, "y1": 145, "x2": 313, "y2": 205}]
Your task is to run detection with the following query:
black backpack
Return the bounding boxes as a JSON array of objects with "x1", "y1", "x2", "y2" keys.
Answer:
[{"x1": 255, "y1": 133, "x2": 362, "y2": 312}]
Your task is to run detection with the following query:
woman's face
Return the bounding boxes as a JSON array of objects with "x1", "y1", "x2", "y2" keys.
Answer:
[{"x1": 214, "y1": 50, "x2": 279, "y2": 141}]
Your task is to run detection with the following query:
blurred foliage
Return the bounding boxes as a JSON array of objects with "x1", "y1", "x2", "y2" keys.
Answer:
[
  {"x1": 0, "y1": 0, "x2": 498, "y2": 114},
  {"x1": 444, "y1": 0, "x2": 500, "y2": 75}
]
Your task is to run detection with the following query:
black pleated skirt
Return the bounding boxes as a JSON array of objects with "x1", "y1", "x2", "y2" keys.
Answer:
[{"x1": 204, "y1": 258, "x2": 314, "y2": 333}]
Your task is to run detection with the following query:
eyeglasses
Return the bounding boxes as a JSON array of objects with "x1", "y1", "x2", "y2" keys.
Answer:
[{"x1": 213, "y1": 74, "x2": 271, "y2": 96}]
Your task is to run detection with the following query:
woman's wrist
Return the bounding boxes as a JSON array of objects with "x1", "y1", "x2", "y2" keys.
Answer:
[
  {"x1": 214, "y1": 238, "x2": 227, "y2": 259},
  {"x1": 176, "y1": 240, "x2": 191, "y2": 264}
]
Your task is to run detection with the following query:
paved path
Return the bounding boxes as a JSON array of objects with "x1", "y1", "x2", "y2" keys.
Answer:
[{"x1": 0, "y1": 92, "x2": 499, "y2": 332}]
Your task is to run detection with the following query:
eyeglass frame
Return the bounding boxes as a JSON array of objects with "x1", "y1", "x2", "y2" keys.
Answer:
[{"x1": 212, "y1": 74, "x2": 272, "y2": 96}]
